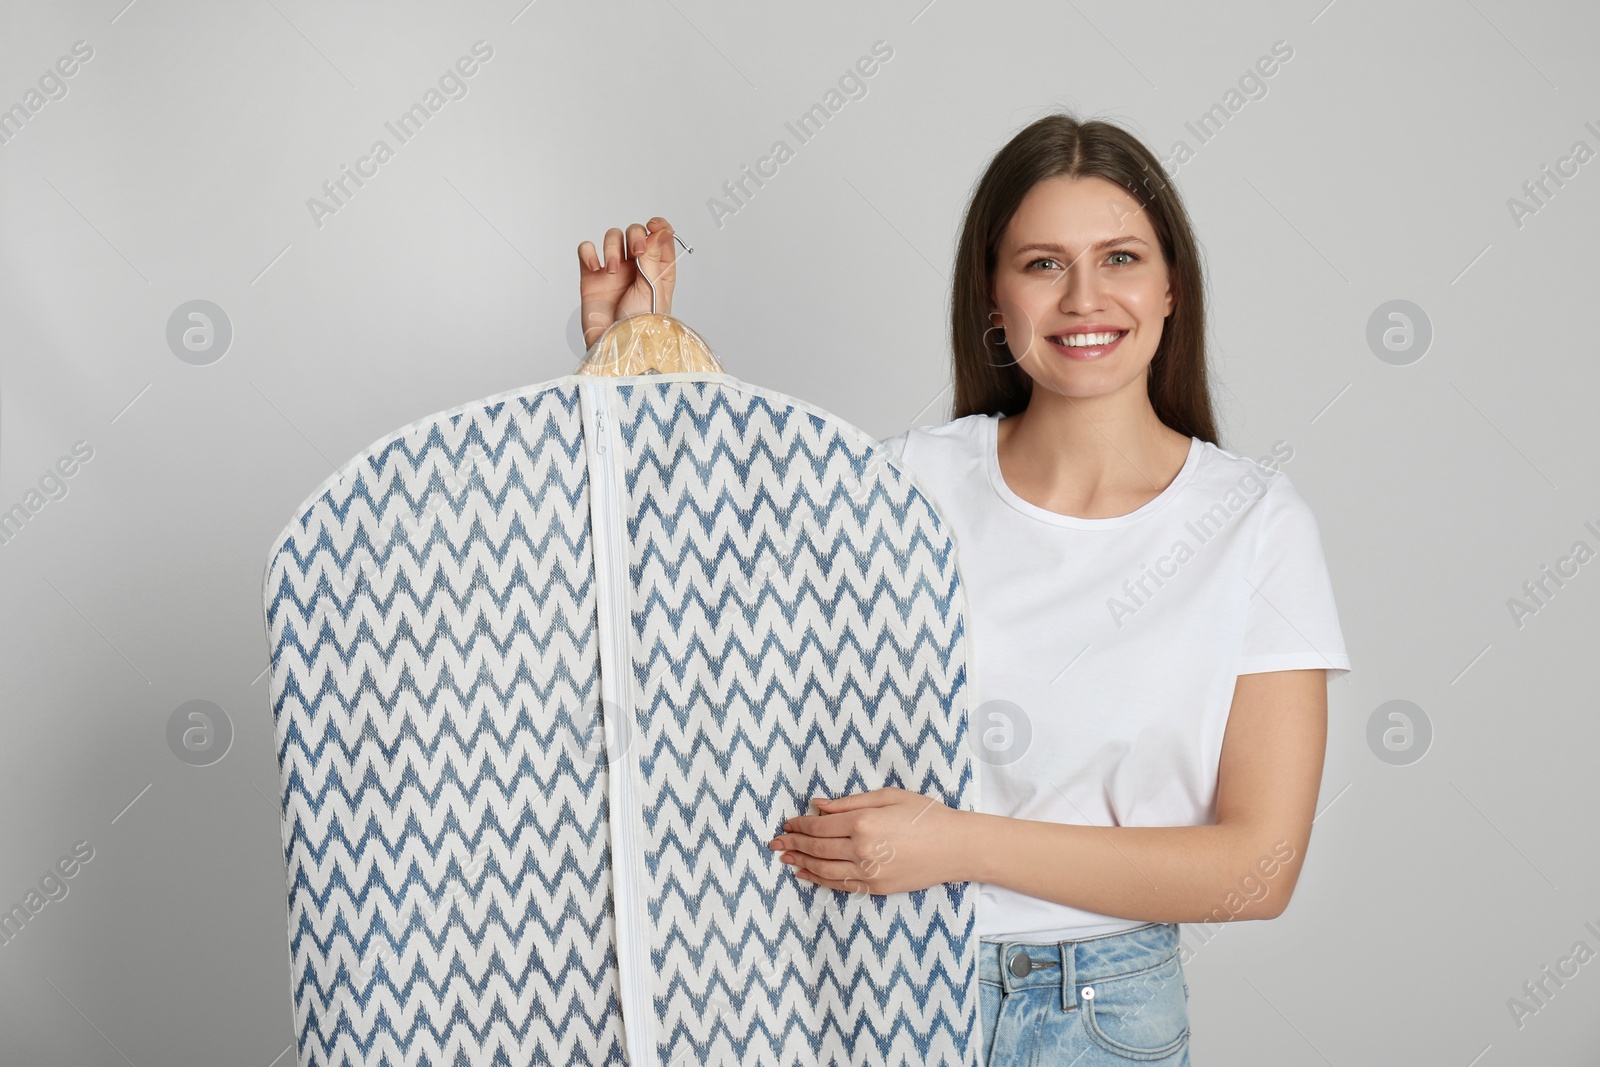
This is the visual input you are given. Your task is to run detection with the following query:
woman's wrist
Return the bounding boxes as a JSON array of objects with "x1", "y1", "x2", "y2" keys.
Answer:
[{"x1": 950, "y1": 809, "x2": 993, "y2": 884}]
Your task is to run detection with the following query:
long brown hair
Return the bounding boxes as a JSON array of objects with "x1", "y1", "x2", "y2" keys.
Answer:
[{"x1": 950, "y1": 112, "x2": 1218, "y2": 444}]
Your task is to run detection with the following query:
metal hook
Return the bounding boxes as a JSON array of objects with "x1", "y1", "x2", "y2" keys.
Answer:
[{"x1": 632, "y1": 232, "x2": 693, "y2": 314}]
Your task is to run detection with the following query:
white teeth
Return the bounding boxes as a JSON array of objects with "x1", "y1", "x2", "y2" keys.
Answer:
[{"x1": 1053, "y1": 331, "x2": 1124, "y2": 347}]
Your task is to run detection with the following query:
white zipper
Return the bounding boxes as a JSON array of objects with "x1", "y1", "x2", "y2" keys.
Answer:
[{"x1": 580, "y1": 380, "x2": 657, "y2": 1066}]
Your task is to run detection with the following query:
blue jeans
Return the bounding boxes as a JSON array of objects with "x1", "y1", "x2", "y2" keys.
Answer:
[{"x1": 979, "y1": 922, "x2": 1191, "y2": 1065}]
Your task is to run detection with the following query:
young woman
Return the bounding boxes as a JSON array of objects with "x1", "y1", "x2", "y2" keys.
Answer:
[{"x1": 578, "y1": 112, "x2": 1350, "y2": 1066}]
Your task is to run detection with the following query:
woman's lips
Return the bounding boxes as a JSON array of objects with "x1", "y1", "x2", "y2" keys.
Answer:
[{"x1": 1046, "y1": 330, "x2": 1125, "y2": 361}]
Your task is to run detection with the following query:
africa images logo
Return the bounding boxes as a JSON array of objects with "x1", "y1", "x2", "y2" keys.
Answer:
[{"x1": 306, "y1": 41, "x2": 494, "y2": 229}]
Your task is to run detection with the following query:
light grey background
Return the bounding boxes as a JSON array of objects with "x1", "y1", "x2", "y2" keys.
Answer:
[{"x1": 2, "y1": 0, "x2": 1596, "y2": 1062}]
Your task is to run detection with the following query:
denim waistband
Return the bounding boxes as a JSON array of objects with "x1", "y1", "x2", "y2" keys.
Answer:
[{"x1": 979, "y1": 922, "x2": 1180, "y2": 1013}]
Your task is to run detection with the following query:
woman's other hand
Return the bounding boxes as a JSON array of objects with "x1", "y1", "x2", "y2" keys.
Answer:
[
  {"x1": 576, "y1": 217, "x2": 680, "y2": 350},
  {"x1": 767, "y1": 787, "x2": 980, "y2": 895}
]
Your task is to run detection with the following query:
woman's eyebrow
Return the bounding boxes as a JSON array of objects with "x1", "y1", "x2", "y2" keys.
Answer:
[{"x1": 1012, "y1": 235, "x2": 1150, "y2": 256}]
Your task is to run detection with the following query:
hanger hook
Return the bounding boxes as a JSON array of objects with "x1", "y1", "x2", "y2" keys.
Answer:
[{"x1": 632, "y1": 232, "x2": 693, "y2": 314}]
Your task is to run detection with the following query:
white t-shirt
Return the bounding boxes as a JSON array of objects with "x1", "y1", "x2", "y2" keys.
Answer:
[{"x1": 879, "y1": 413, "x2": 1351, "y2": 941}]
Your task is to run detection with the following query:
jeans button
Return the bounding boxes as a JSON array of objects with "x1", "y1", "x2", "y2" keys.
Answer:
[{"x1": 1008, "y1": 951, "x2": 1033, "y2": 979}]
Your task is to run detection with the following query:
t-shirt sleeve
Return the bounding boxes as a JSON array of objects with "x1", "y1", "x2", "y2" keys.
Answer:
[{"x1": 1237, "y1": 472, "x2": 1352, "y2": 681}]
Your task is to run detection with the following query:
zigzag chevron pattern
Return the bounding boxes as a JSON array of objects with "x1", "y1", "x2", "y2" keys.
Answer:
[{"x1": 262, "y1": 372, "x2": 979, "y2": 1066}]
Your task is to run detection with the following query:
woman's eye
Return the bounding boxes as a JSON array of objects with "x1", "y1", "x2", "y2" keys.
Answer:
[{"x1": 1108, "y1": 250, "x2": 1136, "y2": 265}]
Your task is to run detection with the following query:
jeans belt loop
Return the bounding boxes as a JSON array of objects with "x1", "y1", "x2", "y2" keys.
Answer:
[{"x1": 1059, "y1": 942, "x2": 1078, "y2": 1014}]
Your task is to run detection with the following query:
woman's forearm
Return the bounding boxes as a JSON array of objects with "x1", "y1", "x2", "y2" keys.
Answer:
[{"x1": 954, "y1": 810, "x2": 1300, "y2": 925}]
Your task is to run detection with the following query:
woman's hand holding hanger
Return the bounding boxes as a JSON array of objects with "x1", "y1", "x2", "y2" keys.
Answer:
[{"x1": 576, "y1": 217, "x2": 681, "y2": 350}]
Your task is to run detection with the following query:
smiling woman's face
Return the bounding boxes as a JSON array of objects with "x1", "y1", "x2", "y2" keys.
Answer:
[{"x1": 990, "y1": 174, "x2": 1175, "y2": 401}]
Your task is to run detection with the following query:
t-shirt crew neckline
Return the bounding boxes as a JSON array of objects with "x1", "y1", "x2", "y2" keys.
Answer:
[{"x1": 985, "y1": 414, "x2": 1204, "y2": 530}]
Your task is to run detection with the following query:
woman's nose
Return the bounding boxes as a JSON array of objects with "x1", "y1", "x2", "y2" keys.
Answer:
[{"x1": 1055, "y1": 261, "x2": 1106, "y2": 310}]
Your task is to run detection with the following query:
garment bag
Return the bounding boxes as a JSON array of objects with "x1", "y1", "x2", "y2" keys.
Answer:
[{"x1": 260, "y1": 244, "x2": 981, "y2": 1066}]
